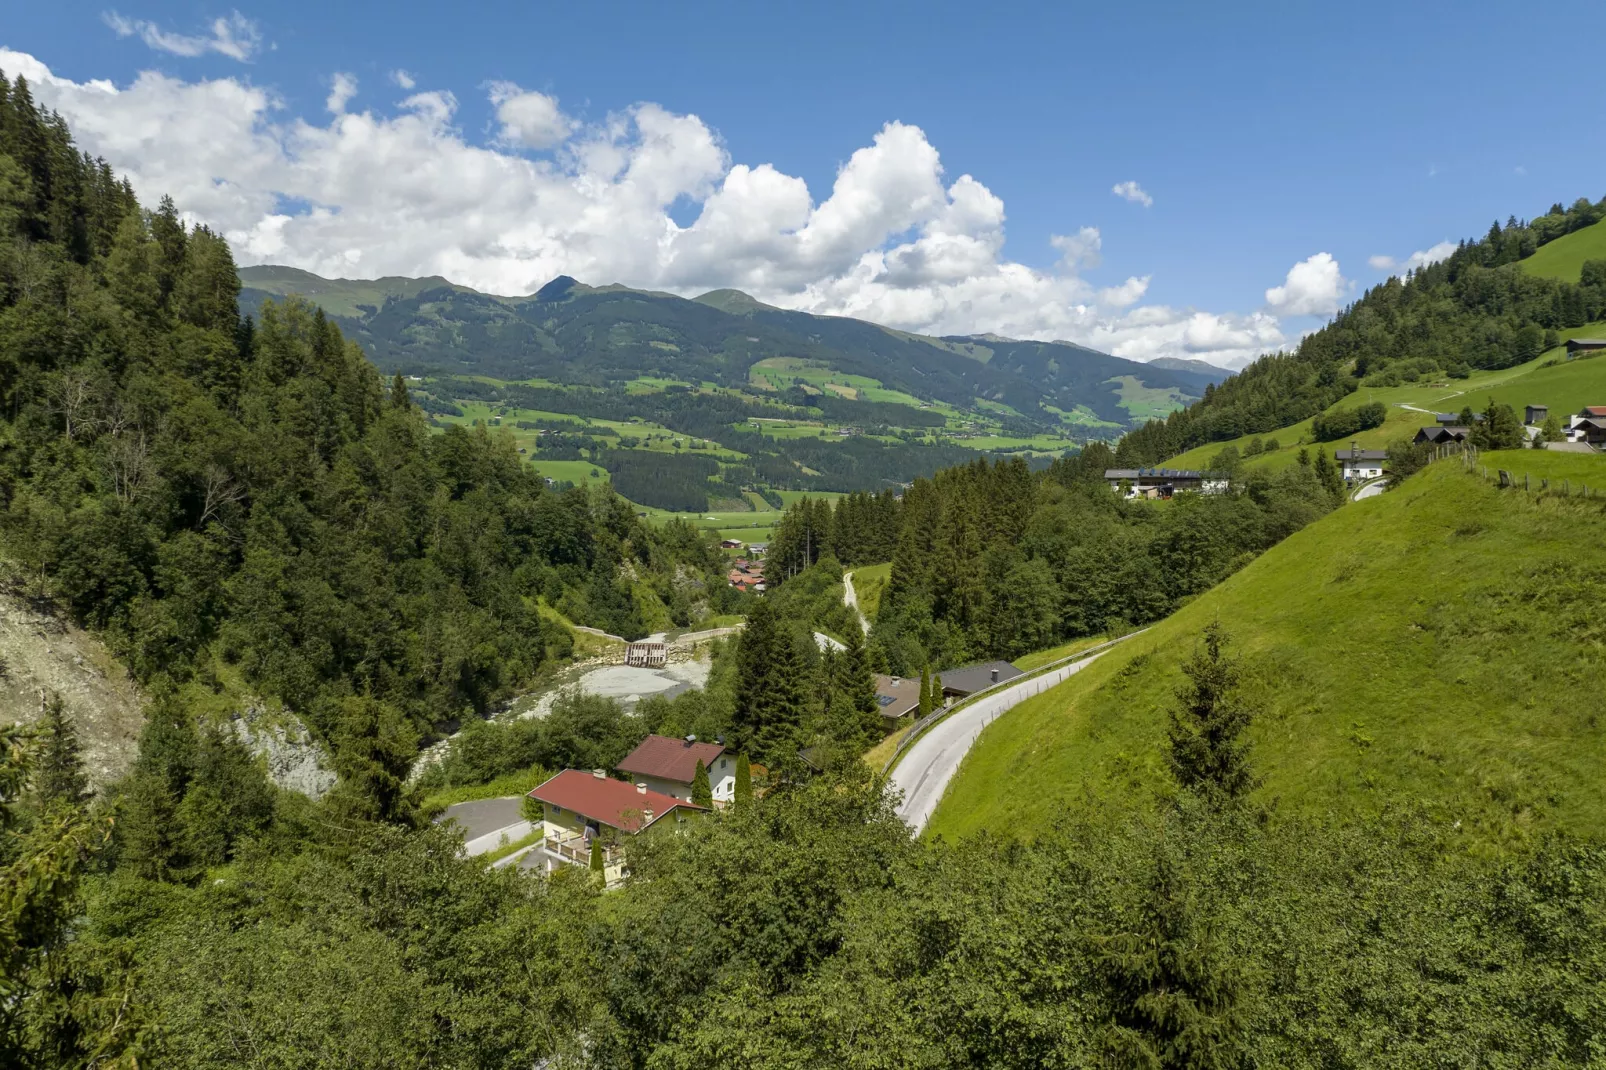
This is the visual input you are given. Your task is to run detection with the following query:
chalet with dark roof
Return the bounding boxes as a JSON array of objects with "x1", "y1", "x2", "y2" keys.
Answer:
[
  {"x1": 938, "y1": 660, "x2": 1023, "y2": 700},
  {"x1": 616, "y1": 734, "x2": 736, "y2": 804}
]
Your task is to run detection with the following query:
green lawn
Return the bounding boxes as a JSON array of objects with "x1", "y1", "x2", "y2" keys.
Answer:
[
  {"x1": 847, "y1": 562, "x2": 891, "y2": 621},
  {"x1": 527, "y1": 459, "x2": 608, "y2": 485},
  {"x1": 928, "y1": 457, "x2": 1606, "y2": 850},
  {"x1": 1520, "y1": 216, "x2": 1606, "y2": 283},
  {"x1": 1109, "y1": 374, "x2": 1195, "y2": 421}
]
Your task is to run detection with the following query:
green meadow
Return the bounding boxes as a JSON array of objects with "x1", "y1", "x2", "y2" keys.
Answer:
[{"x1": 929, "y1": 455, "x2": 1606, "y2": 849}]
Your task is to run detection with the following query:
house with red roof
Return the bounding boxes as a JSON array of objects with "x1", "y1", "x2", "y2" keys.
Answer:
[
  {"x1": 527, "y1": 768, "x2": 705, "y2": 886},
  {"x1": 616, "y1": 733, "x2": 737, "y2": 805}
]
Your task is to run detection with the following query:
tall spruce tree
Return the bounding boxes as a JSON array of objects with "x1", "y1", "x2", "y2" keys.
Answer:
[
  {"x1": 1098, "y1": 844, "x2": 1246, "y2": 1069},
  {"x1": 691, "y1": 759, "x2": 712, "y2": 807},
  {"x1": 1167, "y1": 623, "x2": 1256, "y2": 803},
  {"x1": 35, "y1": 692, "x2": 89, "y2": 807},
  {"x1": 734, "y1": 753, "x2": 752, "y2": 809},
  {"x1": 732, "y1": 598, "x2": 808, "y2": 762}
]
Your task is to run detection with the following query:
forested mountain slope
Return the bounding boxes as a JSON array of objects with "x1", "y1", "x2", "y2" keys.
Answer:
[
  {"x1": 238, "y1": 265, "x2": 1216, "y2": 427},
  {"x1": 931, "y1": 451, "x2": 1606, "y2": 843},
  {"x1": 1115, "y1": 194, "x2": 1606, "y2": 464},
  {"x1": 0, "y1": 71, "x2": 728, "y2": 765}
]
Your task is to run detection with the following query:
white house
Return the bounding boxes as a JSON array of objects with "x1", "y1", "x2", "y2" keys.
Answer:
[
  {"x1": 615, "y1": 734, "x2": 737, "y2": 805},
  {"x1": 1334, "y1": 447, "x2": 1387, "y2": 481},
  {"x1": 526, "y1": 769, "x2": 704, "y2": 886}
]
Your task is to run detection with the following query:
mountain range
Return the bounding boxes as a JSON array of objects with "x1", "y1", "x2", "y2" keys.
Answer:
[{"x1": 238, "y1": 266, "x2": 1228, "y2": 429}]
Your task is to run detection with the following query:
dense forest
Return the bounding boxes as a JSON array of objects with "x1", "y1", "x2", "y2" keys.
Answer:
[
  {"x1": 765, "y1": 448, "x2": 1343, "y2": 672},
  {"x1": 0, "y1": 72, "x2": 728, "y2": 746},
  {"x1": 1114, "y1": 196, "x2": 1606, "y2": 463}
]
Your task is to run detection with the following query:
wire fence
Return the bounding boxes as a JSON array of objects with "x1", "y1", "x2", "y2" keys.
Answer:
[{"x1": 1456, "y1": 442, "x2": 1601, "y2": 498}]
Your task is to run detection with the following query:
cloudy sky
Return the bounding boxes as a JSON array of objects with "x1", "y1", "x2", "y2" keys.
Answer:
[{"x1": 4, "y1": 3, "x2": 1597, "y2": 369}]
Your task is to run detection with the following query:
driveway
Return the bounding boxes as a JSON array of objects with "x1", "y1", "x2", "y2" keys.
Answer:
[
  {"x1": 438, "y1": 796, "x2": 529, "y2": 856},
  {"x1": 888, "y1": 640, "x2": 1132, "y2": 833},
  {"x1": 842, "y1": 571, "x2": 871, "y2": 635}
]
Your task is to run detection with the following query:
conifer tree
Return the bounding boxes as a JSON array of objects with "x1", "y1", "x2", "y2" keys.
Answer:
[
  {"x1": 918, "y1": 665, "x2": 932, "y2": 718},
  {"x1": 1167, "y1": 622, "x2": 1256, "y2": 804},
  {"x1": 734, "y1": 754, "x2": 752, "y2": 809},
  {"x1": 35, "y1": 692, "x2": 88, "y2": 807},
  {"x1": 732, "y1": 599, "x2": 808, "y2": 761},
  {"x1": 691, "y1": 758, "x2": 712, "y2": 808},
  {"x1": 391, "y1": 372, "x2": 411, "y2": 410},
  {"x1": 589, "y1": 836, "x2": 605, "y2": 874},
  {"x1": 1098, "y1": 844, "x2": 1246, "y2": 1068}
]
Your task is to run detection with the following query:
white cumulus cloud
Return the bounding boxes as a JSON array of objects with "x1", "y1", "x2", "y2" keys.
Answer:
[
  {"x1": 391, "y1": 69, "x2": 416, "y2": 90},
  {"x1": 1265, "y1": 252, "x2": 1348, "y2": 316},
  {"x1": 1368, "y1": 241, "x2": 1455, "y2": 275},
  {"x1": 1050, "y1": 226, "x2": 1102, "y2": 270},
  {"x1": 1112, "y1": 180, "x2": 1153, "y2": 207},
  {"x1": 1098, "y1": 275, "x2": 1150, "y2": 308},
  {"x1": 102, "y1": 10, "x2": 261, "y2": 62},
  {"x1": 488, "y1": 82, "x2": 572, "y2": 150},
  {"x1": 326, "y1": 72, "x2": 357, "y2": 114},
  {"x1": 3, "y1": 47, "x2": 1291, "y2": 369}
]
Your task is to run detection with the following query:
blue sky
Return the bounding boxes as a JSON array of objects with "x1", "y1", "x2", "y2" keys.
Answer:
[{"x1": 5, "y1": 2, "x2": 1603, "y2": 367}]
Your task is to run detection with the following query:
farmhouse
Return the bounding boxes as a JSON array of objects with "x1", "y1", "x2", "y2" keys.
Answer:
[
  {"x1": 1565, "y1": 338, "x2": 1606, "y2": 358},
  {"x1": 527, "y1": 769, "x2": 705, "y2": 886},
  {"x1": 616, "y1": 733, "x2": 737, "y2": 805},
  {"x1": 1334, "y1": 447, "x2": 1387, "y2": 481},
  {"x1": 719, "y1": 538, "x2": 744, "y2": 550},
  {"x1": 1104, "y1": 468, "x2": 1229, "y2": 499},
  {"x1": 624, "y1": 641, "x2": 667, "y2": 668},
  {"x1": 1564, "y1": 406, "x2": 1606, "y2": 445},
  {"x1": 1414, "y1": 425, "x2": 1471, "y2": 446},
  {"x1": 728, "y1": 560, "x2": 765, "y2": 591},
  {"x1": 872, "y1": 673, "x2": 922, "y2": 722},
  {"x1": 938, "y1": 660, "x2": 1023, "y2": 700}
]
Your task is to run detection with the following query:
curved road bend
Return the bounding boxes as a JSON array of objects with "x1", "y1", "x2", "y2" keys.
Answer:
[{"x1": 889, "y1": 640, "x2": 1133, "y2": 833}]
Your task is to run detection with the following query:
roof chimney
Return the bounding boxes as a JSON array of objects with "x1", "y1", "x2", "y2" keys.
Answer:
[
  {"x1": 636, "y1": 783, "x2": 647, "y2": 794},
  {"x1": 685, "y1": 734, "x2": 696, "y2": 745},
  {"x1": 592, "y1": 769, "x2": 605, "y2": 779},
  {"x1": 990, "y1": 668, "x2": 999, "y2": 682},
  {"x1": 642, "y1": 809, "x2": 654, "y2": 824}
]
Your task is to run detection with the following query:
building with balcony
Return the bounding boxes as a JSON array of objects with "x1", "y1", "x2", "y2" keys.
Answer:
[{"x1": 527, "y1": 769, "x2": 706, "y2": 886}]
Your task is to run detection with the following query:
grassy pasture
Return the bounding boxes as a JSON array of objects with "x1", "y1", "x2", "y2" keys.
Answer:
[{"x1": 929, "y1": 458, "x2": 1606, "y2": 850}]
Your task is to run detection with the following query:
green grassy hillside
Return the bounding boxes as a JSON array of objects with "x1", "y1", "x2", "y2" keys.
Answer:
[
  {"x1": 1520, "y1": 216, "x2": 1606, "y2": 282},
  {"x1": 1161, "y1": 328, "x2": 1606, "y2": 475},
  {"x1": 928, "y1": 451, "x2": 1606, "y2": 848}
]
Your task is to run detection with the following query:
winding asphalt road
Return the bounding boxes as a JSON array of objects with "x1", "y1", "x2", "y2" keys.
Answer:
[
  {"x1": 1353, "y1": 479, "x2": 1388, "y2": 500},
  {"x1": 888, "y1": 639, "x2": 1134, "y2": 833}
]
